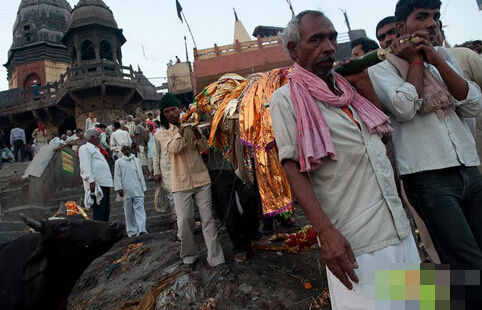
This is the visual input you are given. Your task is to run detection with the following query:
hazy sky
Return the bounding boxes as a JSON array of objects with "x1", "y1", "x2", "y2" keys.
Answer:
[{"x1": 0, "y1": 0, "x2": 481, "y2": 91}]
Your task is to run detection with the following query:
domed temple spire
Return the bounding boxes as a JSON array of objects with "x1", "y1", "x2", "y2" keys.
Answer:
[
  {"x1": 233, "y1": 9, "x2": 251, "y2": 44},
  {"x1": 62, "y1": 0, "x2": 126, "y2": 66},
  {"x1": 4, "y1": 0, "x2": 72, "y2": 89}
]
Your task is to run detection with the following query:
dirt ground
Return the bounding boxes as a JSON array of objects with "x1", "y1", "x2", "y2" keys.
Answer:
[{"x1": 68, "y1": 210, "x2": 332, "y2": 310}]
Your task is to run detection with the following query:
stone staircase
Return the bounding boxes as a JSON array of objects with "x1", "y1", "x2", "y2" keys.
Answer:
[
  {"x1": 0, "y1": 161, "x2": 175, "y2": 246},
  {"x1": 0, "y1": 162, "x2": 31, "y2": 245}
]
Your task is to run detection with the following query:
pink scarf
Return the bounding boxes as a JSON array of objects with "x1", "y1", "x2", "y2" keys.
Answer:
[
  {"x1": 146, "y1": 121, "x2": 157, "y2": 134},
  {"x1": 288, "y1": 63, "x2": 392, "y2": 172}
]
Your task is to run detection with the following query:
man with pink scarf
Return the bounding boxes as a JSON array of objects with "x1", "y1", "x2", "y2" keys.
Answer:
[{"x1": 270, "y1": 11, "x2": 419, "y2": 309}]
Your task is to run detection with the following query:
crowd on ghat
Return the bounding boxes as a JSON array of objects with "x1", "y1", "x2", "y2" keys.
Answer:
[{"x1": 1, "y1": 0, "x2": 482, "y2": 308}]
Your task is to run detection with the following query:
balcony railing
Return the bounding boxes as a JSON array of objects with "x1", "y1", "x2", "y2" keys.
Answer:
[
  {"x1": 194, "y1": 35, "x2": 284, "y2": 61},
  {"x1": 0, "y1": 61, "x2": 139, "y2": 111}
]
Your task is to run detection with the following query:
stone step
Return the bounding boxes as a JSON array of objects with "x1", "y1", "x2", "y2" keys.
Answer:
[
  {"x1": 108, "y1": 213, "x2": 175, "y2": 233},
  {"x1": 3, "y1": 205, "x2": 58, "y2": 222},
  {"x1": 49, "y1": 192, "x2": 154, "y2": 208},
  {"x1": 0, "y1": 231, "x2": 28, "y2": 248},
  {"x1": 108, "y1": 205, "x2": 164, "y2": 218},
  {"x1": 50, "y1": 188, "x2": 158, "y2": 199},
  {"x1": 0, "y1": 221, "x2": 26, "y2": 232},
  {"x1": 50, "y1": 187, "x2": 85, "y2": 199},
  {"x1": 0, "y1": 186, "x2": 29, "y2": 210}
]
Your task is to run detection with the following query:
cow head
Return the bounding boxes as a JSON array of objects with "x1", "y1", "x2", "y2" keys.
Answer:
[{"x1": 19, "y1": 213, "x2": 125, "y2": 281}]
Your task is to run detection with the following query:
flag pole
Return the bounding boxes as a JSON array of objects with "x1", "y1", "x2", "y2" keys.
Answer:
[
  {"x1": 286, "y1": 0, "x2": 295, "y2": 17},
  {"x1": 181, "y1": 11, "x2": 197, "y2": 48},
  {"x1": 184, "y1": 36, "x2": 189, "y2": 62}
]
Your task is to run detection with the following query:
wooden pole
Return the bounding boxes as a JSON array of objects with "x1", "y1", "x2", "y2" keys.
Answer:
[{"x1": 181, "y1": 11, "x2": 197, "y2": 48}]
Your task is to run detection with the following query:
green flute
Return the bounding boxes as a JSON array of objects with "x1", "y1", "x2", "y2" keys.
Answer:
[
  {"x1": 334, "y1": 48, "x2": 391, "y2": 76},
  {"x1": 335, "y1": 37, "x2": 418, "y2": 76}
]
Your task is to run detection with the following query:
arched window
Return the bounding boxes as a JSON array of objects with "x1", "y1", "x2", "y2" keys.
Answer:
[
  {"x1": 99, "y1": 40, "x2": 113, "y2": 61},
  {"x1": 23, "y1": 74, "x2": 41, "y2": 90},
  {"x1": 81, "y1": 40, "x2": 95, "y2": 60}
]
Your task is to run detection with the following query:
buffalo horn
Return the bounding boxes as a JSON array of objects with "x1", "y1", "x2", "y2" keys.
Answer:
[{"x1": 20, "y1": 213, "x2": 42, "y2": 231}]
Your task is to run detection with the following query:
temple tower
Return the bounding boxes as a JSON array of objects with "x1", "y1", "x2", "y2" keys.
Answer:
[
  {"x1": 61, "y1": 0, "x2": 125, "y2": 67},
  {"x1": 57, "y1": 0, "x2": 141, "y2": 128},
  {"x1": 4, "y1": 0, "x2": 72, "y2": 90}
]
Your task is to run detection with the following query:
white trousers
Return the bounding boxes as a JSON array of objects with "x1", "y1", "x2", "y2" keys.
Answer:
[
  {"x1": 327, "y1": 236, "x2": 421, "y2": 310},
  {"x1": 123, "y1": 197, "x2": 147, "y2": 237},
  {"x1": 173, "y1": 184, "x2": 225, "y2": 267},
  {"x1": 138, "y1": 145, "x2": 147, "y2": 166}
]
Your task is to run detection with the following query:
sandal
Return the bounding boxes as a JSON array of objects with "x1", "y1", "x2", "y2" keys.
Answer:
[
  {"x1": 234, "y1": 251, "x2": 248, "y2": 263},
  {"x1": 214, "y1": 263, "x2": 230, "y2": 275}
]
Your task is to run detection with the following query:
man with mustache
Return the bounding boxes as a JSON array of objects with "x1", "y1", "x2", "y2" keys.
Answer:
[
  {"x1": 368, "y1": 0, "x2": 482, "y2": 269},
  {"x1": 270, "y1": 10, "x2": 418, "y2": 309}
]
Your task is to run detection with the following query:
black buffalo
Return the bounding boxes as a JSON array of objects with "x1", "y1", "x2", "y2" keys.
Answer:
[{"x1": 0, "y1": 214, "x2": 124, "y2": 310}]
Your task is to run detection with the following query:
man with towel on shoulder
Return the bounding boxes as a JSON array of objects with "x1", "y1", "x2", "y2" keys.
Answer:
[
  {"x1": 79, "y1": 129, "x2": 113, "y2": 221},
  {"x1": 270, "y1": 10, "x2": 419, "y2": 309},
  {"x1": 114, "y1": 142, "x2": 148, "y2": 237}
]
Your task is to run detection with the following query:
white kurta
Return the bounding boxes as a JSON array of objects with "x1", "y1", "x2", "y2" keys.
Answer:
[
  {"x1": 110, "y1": 129, "x2": 132, "y2": 156},
  {"x1": 114, "y1": 154, "x2": 147, "y2": 199},
  {"x1": 79, "y1": 142, "x2": 113, "y2": 206},
  {"x1": 85, "y1": 117, "x2": 97, "y2": 131}
]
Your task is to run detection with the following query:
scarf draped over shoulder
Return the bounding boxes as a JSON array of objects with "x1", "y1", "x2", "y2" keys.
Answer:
[{"x1": 288, "y1": 63, "x2": 392, "y2": 172}]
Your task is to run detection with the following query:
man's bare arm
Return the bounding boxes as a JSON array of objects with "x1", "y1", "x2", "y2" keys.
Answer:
[
  {"x1": 421, "y1": 46, "x2": 469, "y2": 101},
  {"x1": 282, "y1": 160, "x2": 359, "y2": 290}
]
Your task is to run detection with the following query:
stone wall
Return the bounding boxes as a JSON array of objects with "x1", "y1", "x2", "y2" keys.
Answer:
[
  {"x1": 8, "y1": 68, "x2": 17, "y2": 89},
  {"x1": 12, "y1": 60, "x2": 46, "y2": 89},
  {"x1": 44, "y1": 60, "x2": 69, "y2": 85},
  {"x1": 26, "y1": 146, "x2": 81, "y2": 206},
  {"x1": 167, "y1": 63, "x2": 193, "y2": 95},
  {"x1": 75, "y1": 93, "x2": 139, "y2": 129}
]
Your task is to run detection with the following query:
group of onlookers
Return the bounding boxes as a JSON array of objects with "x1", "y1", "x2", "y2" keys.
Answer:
[
  {"x1": 0, "y1": 123, "x2": 82, "y2": 168},
  {"x1": 78, "y1": 111, "x2": 163, "y2": 238},
  {"x1": 78, "y1": 95, "x2": 267, "y2": 275}
]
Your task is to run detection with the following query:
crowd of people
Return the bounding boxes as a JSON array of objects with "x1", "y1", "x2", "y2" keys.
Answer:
[
  {"x1": 1, "y1": 0, "x2": 481, "y2": 307},
  {"x1": 77, "y1": 96, "x2": 271, "y2": 275}
]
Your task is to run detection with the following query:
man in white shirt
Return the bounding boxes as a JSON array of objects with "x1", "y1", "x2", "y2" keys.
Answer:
[
  {"x1": 56, "y1": 129, "x2": 85, "y2": 153},
  {"x1": 368, "y1": 0, "x2": 482, "y2": 269},
  {"x1": 114, "y1": 143, "x2": 147, "y2": 237},
  {"x1": 125, "y1": 115, "x2": 136, "y2": 137},
  {"x1": 79, "y1": 129, "x2": 114, "y2": 221},
  {"x1": 85, "y1": 112, "x2": 97, "y2": 131},
  {"x1": 9, "y1": 126, "x2": 26, "y2": 162},
  {"x1": 95, "y1": 123, "x2": 110, "y2": 151},
  {"x1": 110, "y1": 122, "x2": 132, "y2": 160}
]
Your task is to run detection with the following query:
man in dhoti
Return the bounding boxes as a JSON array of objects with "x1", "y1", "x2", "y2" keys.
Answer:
[{"x1": 270, "y1": 10, "x2": 419, "y2": 309}]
